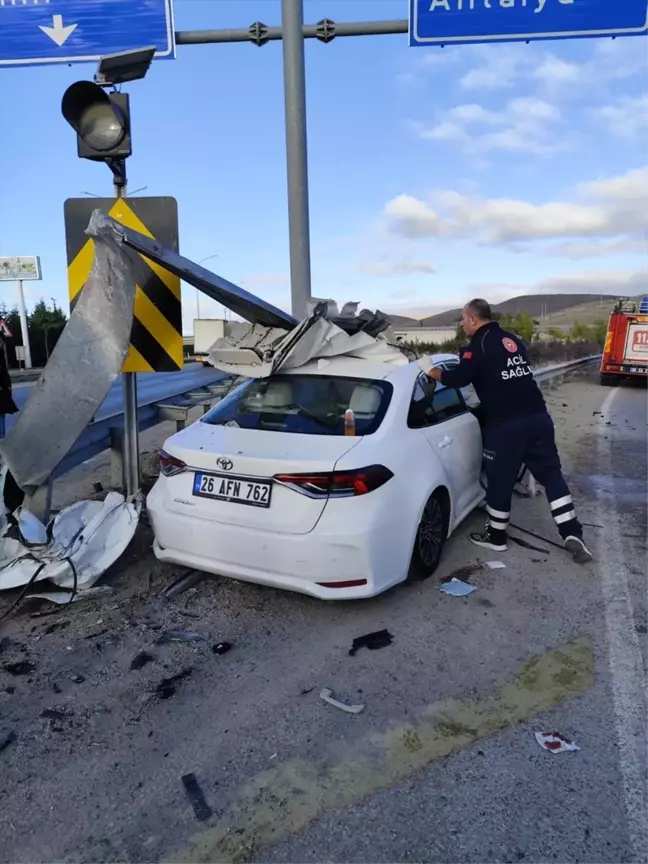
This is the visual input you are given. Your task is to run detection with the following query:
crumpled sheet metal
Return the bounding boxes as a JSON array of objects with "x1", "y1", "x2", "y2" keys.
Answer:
[
  {"x1": 93, "y1": 211, "x2": 297, "y2": 331},
  {"x1": 207, "y1": 303, "x2": 409, "y2": 378},
  {"x1": 0, "y1": 491, "x2": 140, "y2": 594},
  {"x1": 0, "y1": 211, "x2": 137, "y2": 489}
]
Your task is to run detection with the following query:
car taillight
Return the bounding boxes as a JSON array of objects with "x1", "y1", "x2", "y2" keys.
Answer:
[
  {"x1": 158, "y1": 449, "x2": 187, "y2": 477},
  {"x1": 274, "y1": 465, "x2": 393, "y2": 499}
]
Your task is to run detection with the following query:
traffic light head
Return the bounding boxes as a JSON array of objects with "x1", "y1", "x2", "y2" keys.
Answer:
[{"x1": 61, "y1": 81, "x2": 132, "y2": 162}]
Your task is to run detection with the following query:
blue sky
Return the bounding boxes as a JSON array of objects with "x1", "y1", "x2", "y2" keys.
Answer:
[{"x1": 0, "y1": 0, "x2": 646, "y2": 329}]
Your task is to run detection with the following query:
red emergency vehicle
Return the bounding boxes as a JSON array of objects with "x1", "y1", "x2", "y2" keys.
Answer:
[{"x1": 600, "y1": 296, "x2": 648, "y2": 385}]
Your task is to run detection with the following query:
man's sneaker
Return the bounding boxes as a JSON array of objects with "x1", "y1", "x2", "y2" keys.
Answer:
[
  {"x1": 565, "y1": 536, "x2": 593, "y2": 564},
  {"x1": 469, "y1": 531, "x2": 508, "y2": 553}
]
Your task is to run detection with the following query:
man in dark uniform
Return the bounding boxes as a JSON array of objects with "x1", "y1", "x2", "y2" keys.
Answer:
[{"x1": 426, "y1": 298, "x2": 592, "y2": 564}]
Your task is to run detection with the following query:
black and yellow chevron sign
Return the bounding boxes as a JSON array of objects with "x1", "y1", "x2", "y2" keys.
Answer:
[{"x1": 64, "y1": 196, "x2": 182, "y2": 373}]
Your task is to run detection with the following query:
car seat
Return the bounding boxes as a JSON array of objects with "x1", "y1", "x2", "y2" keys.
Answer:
[{"x1": 348, "y1": 385, "x2": 381, "y2": 422}]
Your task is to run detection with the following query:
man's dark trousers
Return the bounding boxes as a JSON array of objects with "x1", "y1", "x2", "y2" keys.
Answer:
[{"x1": 482, "y1": 411, "x2": 583, "y2": 545}]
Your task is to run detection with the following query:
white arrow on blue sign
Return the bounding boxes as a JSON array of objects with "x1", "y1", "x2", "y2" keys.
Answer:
[
  {"x1": 409, "y1": 0, "x2": 648, "y2": 46},
  {"x1": 0, "y1": 0, "x2": 175, "y2": 67}
]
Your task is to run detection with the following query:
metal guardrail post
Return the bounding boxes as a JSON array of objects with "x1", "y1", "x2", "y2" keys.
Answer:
[
  {"x1": 110, "y1": 427, "x2": 125, "y2": 489},
  {"x1": 24, "y1": 478, "x2": 54, "y2": 524}
]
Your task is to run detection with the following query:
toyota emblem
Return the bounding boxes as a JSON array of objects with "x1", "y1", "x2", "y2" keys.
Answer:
[{"x1": 217, "y1": 457, "x2": 234, "y2": 471}]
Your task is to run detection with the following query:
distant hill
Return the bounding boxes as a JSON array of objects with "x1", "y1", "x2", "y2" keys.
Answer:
[
  {"x1": 544, "y1": 296, "x2": 640, "y2": 326},
  {"x1": 386, "y1": 313, "x2": 419, "y2": 327},
  {"x1": 411, "y1": 294, "x2": 619, "y2": 327}
]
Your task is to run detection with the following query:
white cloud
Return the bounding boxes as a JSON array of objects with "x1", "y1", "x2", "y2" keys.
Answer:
[
  {"x1": 523, "y1": 239, "x2": 647, "y2": 260},
  {"x1": 384, "y1": 267, "x2": 647, "y2": 318},
  {"x1": 384, "y1": 167, "x2": 648, "y2": 247},
  {"x1": 361, "y1": 261, "x2": 436, "y2": 278},
  {"x1": 533, "y1": 55, "x2": 583, "y2": 88},
  {"x1": 417, "y1": 97, "x2": 563, "y2": 155},
  {"x1": 594, "y1": 95, "x2": 648, "y2": 140},
  {"x1": 469, "y1": 268, "x2": 648, "y2": 298}
]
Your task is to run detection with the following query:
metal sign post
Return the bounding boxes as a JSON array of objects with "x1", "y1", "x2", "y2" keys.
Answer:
[
  {"x1": 16, "y1": 281, "x2": 32, "y2": 369},
  {"x1": 281, "y1": 0, "x2": 312, "y2": 320},
  {"x1": 0, "y1": 257, "x2": 41, "y2": 369},
  {"x1": 113, "y1": 166, "x2": 140, "y2": 499}
]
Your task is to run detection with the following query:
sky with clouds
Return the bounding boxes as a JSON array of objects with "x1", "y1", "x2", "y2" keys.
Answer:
[{"x1": 0, "y1": 0, "x2": 646, "y2": 328}]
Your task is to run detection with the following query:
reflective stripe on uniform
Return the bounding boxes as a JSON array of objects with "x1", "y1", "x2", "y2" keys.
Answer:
[
  {"x1": 555, "y1": 510, "x2": 577, "y2": 525},
  {"x1": 489, "y1": 518, "x2": 509, "y2": 531},
  {"x1": 487, "y1": 505, "x2": 510, "y2": 520},
  {"x1": 550, "y1": 494, "x2": 573, "y2": 511}
]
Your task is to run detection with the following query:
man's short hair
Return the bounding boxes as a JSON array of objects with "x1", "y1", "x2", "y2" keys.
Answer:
[{"x1": 465, "y1": 298, "x2": 492, "y2": 321}]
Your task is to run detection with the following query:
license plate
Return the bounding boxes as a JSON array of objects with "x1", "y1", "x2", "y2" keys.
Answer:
[{"x1": 192, "y1": 472, "x2": 272, "y2": 508}]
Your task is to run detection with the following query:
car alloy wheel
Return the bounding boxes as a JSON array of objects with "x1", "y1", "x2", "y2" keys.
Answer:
[
  {"x1": 418, "y1": 496, "x2": 444, "y2": 568},
  {"x1": 407, "y1": 492, "x2": 447, "y2": 583}
]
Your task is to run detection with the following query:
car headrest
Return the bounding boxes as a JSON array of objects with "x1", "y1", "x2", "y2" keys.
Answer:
[
  {"x1": 263, "y1": 381, "x2": 293, "y2": 409},
  {"x1": 348, "y1": 385, "x2": 381, "y2": 415}
]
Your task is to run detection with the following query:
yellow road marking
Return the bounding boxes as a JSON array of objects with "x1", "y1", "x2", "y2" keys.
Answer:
[{"x1": 170, "y1": 637, "x2": 594, "y2": 864}]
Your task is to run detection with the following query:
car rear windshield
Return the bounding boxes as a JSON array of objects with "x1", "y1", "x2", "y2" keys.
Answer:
[{"x1": 201, "y1": 375, "x2": 393, "y2": 436}]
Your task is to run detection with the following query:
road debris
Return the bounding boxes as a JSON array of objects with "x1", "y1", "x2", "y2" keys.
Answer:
[
  {"x1": 157, "y1": 630, "x2": 206, "y2": 645},
  {"x1": 130, "y1": 651, "x2": 155, "y2": 671},
  {"x1": 509, "y1": 523, "x2": 565, "y2": 552},
  {"x1": 440, "y1": 578, "x2": 477, "y2": 597},
  {"x1": 0, "y1": 492, "x2": 140, "y2": 602},
  {"x1": 43, "y1": 620, "x2": 72, "y2": 635},
  {"x1": 212, "y1": 641, "x2": 232, "y2": 655},
  {"x1": 349, "y1": 629, "x2": 393, "y2": 656},
  {"x1": 535, "y1": 731, "x2": 580, "y2": 753},
  {"x1": 509, "y1": 535, "x2": 550, "y2": 554},
  {"x1": 40, "y1": 709, "x2": 68, "y2": 721},
  {"x1": 155, "y1": 667, "x2": 193, "y2": 700},
  {"x1": 29, "y1": 586, "x2": 114, "y2": 606},
  {"x1": 181, "y1": 772, "x2": 213, "y2": 822},
  {"x1": 320, "y1": 687, "x2": 365, "y2": 715},
  {"x1": 161, "y1": 569, "x2": 205, "y2": 600},
  {"x1": 0, "y1": 730, "x2": 16, "y2": 755},
  {"x1": 69, "y1": 675, "x2": 85, "y2": 684},
  {"x1": 3, "y1": 661, "x2": 36, "y2": 676},
  {"x1": 486, "y1": 561, "x2": 506, "y2": 570}
]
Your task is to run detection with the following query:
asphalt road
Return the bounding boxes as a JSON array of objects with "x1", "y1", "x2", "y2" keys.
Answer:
[
  {"x1": 0, "y1": 370, "x2": 645, "y2": 864},
  {"x1": 9, "y1": 364, "x2": 223, "y2": 427}
]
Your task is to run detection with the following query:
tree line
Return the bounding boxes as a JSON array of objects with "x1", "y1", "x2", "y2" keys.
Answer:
[
  {"x1": 401, "y1": 310, "x2": 608, "y2": 360},
  {"x1": 0, "y1": 299, "x2": 68, "y2": 369}
]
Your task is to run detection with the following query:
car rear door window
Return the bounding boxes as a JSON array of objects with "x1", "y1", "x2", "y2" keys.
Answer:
[
  {"x1": 408, "y1": 375, "x2": 468, "y2": 429},
  {"x1": 201, "y1": 375, "x2": 393, "y2": 436}
]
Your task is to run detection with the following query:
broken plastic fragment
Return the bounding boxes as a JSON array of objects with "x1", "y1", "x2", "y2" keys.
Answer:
[
  {"x1": 0, "y1": 493, "x2": 140, "y2": 597},
  {"x1": 319, "y1": 688, "x2": 365, "y2": 715},
  {"x1": 440, "y1": 578, "x2": 477, "y2": 597},
  {"x1": 157, "y1": 630, "x2": 206, "y2": 644},
  {"x1": 486, "y1": 561, "x2": 506, "y2": 570},
  {"x1": 534, "y1": 731, "x2": 580, "y2": 753}
]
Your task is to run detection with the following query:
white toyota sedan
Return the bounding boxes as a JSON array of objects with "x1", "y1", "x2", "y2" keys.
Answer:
[{"x1": 147, "y1": 355, "x2": 484, "y2": 600}]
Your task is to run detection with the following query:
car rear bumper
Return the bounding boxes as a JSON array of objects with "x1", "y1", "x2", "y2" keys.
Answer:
[{"x1": 147, "y1": 486, "x2": 404, "y2": 600}]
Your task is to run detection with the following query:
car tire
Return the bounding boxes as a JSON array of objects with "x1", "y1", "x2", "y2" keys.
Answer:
[
  {"x1": 600, "y1": 373, "x2": 620, "y2": 386},
  {"x1": 406, "y1": 491, "x2": 449, "y2": 583}
]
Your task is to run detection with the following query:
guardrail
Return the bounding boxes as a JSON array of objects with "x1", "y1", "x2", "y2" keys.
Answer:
[
  {"x1": 54, "y1": 371, "x2": 247, "y2": 486},
  {"x1": 533, "y1": 355, "x2": 601, "y2": 387}
]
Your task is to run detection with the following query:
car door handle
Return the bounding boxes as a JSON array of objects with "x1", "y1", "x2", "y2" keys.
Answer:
[{"x1": 438, "y1": 435, "x2": 454, "y2": 449}]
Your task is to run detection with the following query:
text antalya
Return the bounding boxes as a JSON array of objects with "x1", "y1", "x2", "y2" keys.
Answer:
[{"x1": 429, "y1": 0, "x2": 575, "y2": 13}]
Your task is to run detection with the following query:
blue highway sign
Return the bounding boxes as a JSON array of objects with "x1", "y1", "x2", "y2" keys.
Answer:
[
  {"x1": 0, "y1": 0, "x2": 175, "y2": 68},
  {"x1": 409, "y1": 0, "x2": 648, "y2": 47}
]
